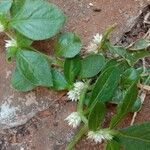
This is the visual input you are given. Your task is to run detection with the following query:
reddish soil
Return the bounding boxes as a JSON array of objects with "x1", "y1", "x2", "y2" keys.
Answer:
[{"x1": 0, "y1": 0, "x2": 150, "y2": 150}]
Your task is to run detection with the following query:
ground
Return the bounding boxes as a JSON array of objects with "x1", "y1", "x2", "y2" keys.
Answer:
[{"x1": 0, "y1": 0, "x2": 150, "y2": 150}]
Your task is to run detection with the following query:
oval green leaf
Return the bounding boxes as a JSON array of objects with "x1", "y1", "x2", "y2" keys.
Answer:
[
  {"x1": 55, "y1": 32, "x2": 82, "y2": 58},
  {"x1": 79, "y1": 54, "x2": 105, "y2": 78},
  {"x1": 11, "y1": 0, "x2": 65, "y2": 40},
  {"x1": 52, "y1": 69, "x2": 68, "y2": 90},
  {"x1": 16, "y1": 49, "x2": 53, "y2": 87},
  {"x1": 11, "y1": 67, "x2": 36, "y2": 92}
]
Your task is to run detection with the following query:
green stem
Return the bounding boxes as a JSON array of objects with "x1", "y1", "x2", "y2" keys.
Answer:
[
  {"x1": 77, "y1": 80, "x2": 91, "y2": 115},
  {"x1": 77, "y1": 88, "x2": 87, "y2": 113},
  {"x1": 65, "y1": 125, "x2": 88, "y2": 150}
]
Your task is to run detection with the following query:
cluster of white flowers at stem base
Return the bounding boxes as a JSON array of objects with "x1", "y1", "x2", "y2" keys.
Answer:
[
  {"x1": 88, "y1": 130, "x2": 113, "y2": 143},
  {"x1": 87, "y1": 33, "x2": 103, "y2": 54},
  {"x1": 5, "y1": 39, "x2": 17, "y2": 48},
  {"x1": 65, "y1": 112, "x2": 82, "y2": 128},
  {"x1": 67, "y1": 81, "x2": 85, "y2": 101}
]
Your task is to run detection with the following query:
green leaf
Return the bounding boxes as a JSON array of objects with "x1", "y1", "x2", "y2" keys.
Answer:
[
  {"x1": 116, "y1": 122, "x2": 150, "y2": 150},
  {"x1": 130, "y1": 97, "x2": 141, "y2": 112},
  {"x1": 101, "y1": 59, "x2": 118, "y2": 72},
  {"x1": 109, "y1": 84, "x2": 138, "y2": 129},
  {"x1": 55, "y1": 32, "x2": 82, "y2": 58},
  {"x1": 16, "y1": 49, "x2": 53, "y2": 87},
  {"x1": 129, "y1": 39, "x2": 150, "y2": 50},
  {"x1": 88, "y1": 102, "x2": 106, "y2": 131},
  {"x1": 106, "y1": 41, "x2": 150, "y2": 66},
  {"x1": 112, "y1": 89, "x2": 141, "y2": 112},
  {"x1": 52, "y1": 69, "x2": 68, "y2": 90},
  {"x1": 64, "y1": 55, "x2": 81, "y2": 85},
  {"x1": 15, "y1": 31, "x2": 33, "y2": 47},
  {"x1": 10, "y1": 0, "x2": 65, "y2": 40},
  {"x1": 6, "y1": 47, "x2": 18, "y2": 62},
  {"x1": 121, "y1": 68, "x2": 140, "y2": 89},
  {"x1": 79, "y1": 54, "x2": 105, "y2": 78},
  {"x1": 0, "y1": 0, "x2": 12, "y2": 14},
  {"x1": 89, "y1": 66, "x2": 122, "y2": 107},
  {"x1": 10, "y1": 0, "x2": 25, "y2": 17},
  {"x1": 126, "y1": 50, "x2": 150, "y2": 65},
  {"x1": 106, "y1": 140, "x2": 121, "y2": 150},
  {"x1": 11, "y1": 67, "x2": 36, "y2": 92},
  {"x1": 106, "y1": 42, "x2": 126, "y2": 58}
]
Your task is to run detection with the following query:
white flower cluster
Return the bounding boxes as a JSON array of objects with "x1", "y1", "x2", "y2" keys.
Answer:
[
  {"x1": 5, "y1": 39, "x2": 17, "y2": 48},
  {"x1": 87, "y1": 33, "x2": 103, "y2": 54},
  {"x1": 67, "y1": 81, "x2": 85, "y2": 101},
  {"x1": 65, "y1": 112, "x2": 82, "y2": 128},
  {"x1": 88, "y1": 130, "x2": 113, "y2": 143},
  {"x1": 0, "y1": 22, "x2": 4, "y2": 32}
]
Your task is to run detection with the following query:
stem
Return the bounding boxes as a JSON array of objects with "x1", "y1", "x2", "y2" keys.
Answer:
[
  {"x1": 77, "y1": 87, "x2": 88, "y2": 113},
  {"x1": 77, "y1": 80, "x2": 91, "y2": 113},
  {"x1": 65, "y1": 125, "x2": 88, "y2": 150}
]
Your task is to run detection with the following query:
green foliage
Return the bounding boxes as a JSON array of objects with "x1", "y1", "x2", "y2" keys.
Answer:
[
  {"x1": 79, "y1": 54, "x2": 105, "y2": 78},
  {"x1": 116, "y1": 122, "x2": 150, "y2": 150},
  {"x1": 16, "y1": 50, "x2": 53, "y2": 87},
  {"x1": 10, "y1": 0, "x2": 65, "y2": 40},
  {"x1": 129, "y1": 38, "x2": 150, "y2": 50},
  {"x1": 64, "y1": 55, "x2": 81, "y2": 85},
  {"x1": 106, "y1": 41, "x2": 150, "y2": 66},
  {"x1": 110, "y1": 84, "x2": 138, "y2": 129},
  {"x1": 88, "y1": 102, "x2": 106, "y2": 131},
  {"x1": 0, "y1": 1, "x2": 150, "y2": 149},
  {"x1": 55, "y1": 32, "x2": 82, "y2": 58},
  {"x1": 52, "y1": 69, "x2": 68, "y2": 90},
  {"x1": 0, "y1": 0, "x2": 12, "y2": 14},
  {"x1": 6, "y1": 47, "x2": 18, "y2": 62},
  {"x1": 89, "y1": 66, "x2": 122, "y2": 107},
  {"x1": 15, "y1": 32, "x2": 33, "y2": 47},
  {"x1": 11, "y1": 67, "x2": 36, "y2": 92},
  {"x1": 120, "y1": 68, "x2": 140, "y2": 89},
  {"x1": 106, "y1": 140, "x2": 121, "y2": 150},
  {"x1": 10, "y1": 0, "x2": 25, "y2": 17}
]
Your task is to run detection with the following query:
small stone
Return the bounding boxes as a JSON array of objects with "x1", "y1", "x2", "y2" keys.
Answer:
[{"x1": 89, "y1": 3, "x2": 94, "y2": 7}]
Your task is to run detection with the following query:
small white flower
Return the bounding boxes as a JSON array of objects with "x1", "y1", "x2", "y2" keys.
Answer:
[
  {"x1": 86, "y1": 33, "x2": 103, "y2": 54},
  {"x1": 87, "y1": 130, "x2": 113, "y2": 143},
  {"x1": 67, "y1": 81, "x2": 85, "y2": 101},
  {"x1": 0, "y1": 22, "x2": 4, "y2": 32},
  {"x1": 67, "y1": 90, "x2": 78, "y2": 102},
  {"x1": 93, "y1": 33, "x2": 103, "y2": 45},
  {"x1": 74, "y1": 81, "x2": 85, "y2": 92},
  {"x1": 87, "y1": 42, "x2": 98, "y2": 54},
  {"x1": 65, "y1": 112, "x2": 82, "y2": 128},
  {"x1": 5, "y1": 39, "x2": 17, "y2": 48}
]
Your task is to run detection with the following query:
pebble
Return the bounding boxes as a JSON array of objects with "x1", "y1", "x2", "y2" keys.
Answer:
[{"x1": 89, "y1": 3, "x2": 94, "y2": 7}]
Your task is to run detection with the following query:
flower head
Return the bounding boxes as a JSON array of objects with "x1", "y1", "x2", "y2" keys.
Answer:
[
  {"x1": 93, "y1": 33, "x2": 103, "y2": 45},
  {"x1": 67, "y1": 81, "x2": 85, "y2": 101},
  {"x1": 65, "y1": 112, "x2": 82, "y2": 128},
  {"x1": 67, "y1": 90, "x2": 79, "y2": 101},
  {"x1": 87, "y1": 42, "x2": 98, "y2": 54},
  {"x1": 87, "y1": 130, "x2": 113, "y2": 143},
  {"x1": 87, "y1": 33, "x2": 103, "y2": 54},
  {"x1": 0, "y1": 23, "x2": 4, "y2": 32},
  {"x1": 74, "y1": 81, "x2": 85, "y2": 92},
  {"x1": 5, "y1": 39, "x2": 17, "y2": 48}
]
